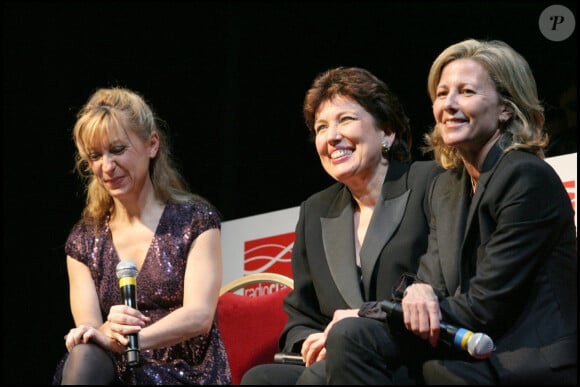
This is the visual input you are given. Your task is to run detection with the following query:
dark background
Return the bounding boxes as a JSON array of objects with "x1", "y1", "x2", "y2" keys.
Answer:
[{"x1": 2, "y1": 1, "x2": 576, "y2": 384}]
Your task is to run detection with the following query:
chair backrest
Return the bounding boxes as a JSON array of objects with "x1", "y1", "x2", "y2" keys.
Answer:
[{"x1": 217, "y1": 273, "x2": 294, "y2": 385}]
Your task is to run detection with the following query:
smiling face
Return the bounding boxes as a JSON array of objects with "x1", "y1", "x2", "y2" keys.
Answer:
[
  {"x1": 86, "y1": 123, "x2": 159, "y2": 201},
  {"x1": 313, "y1": 95, "x2": 392, "y2": 186},
  {"x1": 432, "y1": 58, "x2": 511, "y2": 155}
]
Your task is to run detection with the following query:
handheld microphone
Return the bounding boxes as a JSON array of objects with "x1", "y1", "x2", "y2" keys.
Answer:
[
  {"x1": 379, "y1": 300, "x2": 494, "y2": 359},
  {"x1": 274, "y1": 352, "x2": 306, "y2": 365},
  {"x1": 116, "y1": 260, "x2": 140, "y2": 367}
]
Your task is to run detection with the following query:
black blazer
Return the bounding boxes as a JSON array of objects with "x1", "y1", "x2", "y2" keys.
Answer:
[
  {"x1": 280, "y1": 160, "x2": 443, "y2": 353},
  {"x1": 418, "y1": 144, "x2": 577, "y2": 383}
]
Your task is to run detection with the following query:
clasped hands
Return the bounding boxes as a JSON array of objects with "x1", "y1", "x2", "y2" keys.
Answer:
[
  {"x1": 300, "y1": 308, "x2": 359, "y2": 366},
  {"x1": 63, "y1": 305, "x2": 150, "y2": 353}
]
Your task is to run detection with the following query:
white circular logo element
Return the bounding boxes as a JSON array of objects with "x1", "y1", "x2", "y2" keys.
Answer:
[{"x1": 539, "y1": 5, "x2": 575, "y2": 41}]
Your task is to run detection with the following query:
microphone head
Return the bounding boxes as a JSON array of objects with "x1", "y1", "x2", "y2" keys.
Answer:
[
  {"x1": 116, "y1": 260, "x2": 138, "y2": 279},
  {"x1": 467, "y1": 332, "x2": 495, "y2": 359}
]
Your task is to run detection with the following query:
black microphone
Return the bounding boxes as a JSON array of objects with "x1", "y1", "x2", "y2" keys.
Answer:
[
  {"x1": 379, "y1": 300, "x2": 494, "y2": 359},
  {"x1": 274, "y1": 352, "x2": 306, "y2": 365},
  {"x1": 116, "y1": 260, "x2": 140, "y2": 366}
]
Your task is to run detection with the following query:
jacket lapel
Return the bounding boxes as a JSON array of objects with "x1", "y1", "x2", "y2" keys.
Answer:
[
  {"x1": 459, "y1": 143, "x2": 505, "y2": 291},
  {"x1": 465, "y1": 143, "x2": 504, "y2": 226},
  {"x1": 436, "y1": 171, "x2": 471, "y2": 295},
  {"x1": 321, "y1": 188, "x2": 365, "y2": 307},
  {"x1": 360, "y1": 189, "x2": 410, "y2": 299}
]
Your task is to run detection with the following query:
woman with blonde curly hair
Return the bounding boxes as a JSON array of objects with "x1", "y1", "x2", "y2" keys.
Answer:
[{"x1": 52, "y1": 87, "x2": 231, "y2": 385}]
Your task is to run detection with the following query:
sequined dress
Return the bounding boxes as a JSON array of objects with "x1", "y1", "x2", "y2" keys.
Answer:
[{"x1": 52, "y1": 200, "x2": 232, "y2": 385}]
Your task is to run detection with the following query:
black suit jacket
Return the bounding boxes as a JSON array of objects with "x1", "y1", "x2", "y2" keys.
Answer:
[
  {"x1": 280, "y1": 160, "x2": 443, "y2": 353},
  {"x1": 418, "y1": 145, "x2": 577, "y2": 383}
]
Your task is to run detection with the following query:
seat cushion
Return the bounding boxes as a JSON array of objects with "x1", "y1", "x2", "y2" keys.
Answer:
[{"x1": 217, "y1": 286, "x2": 292, "y2": 384}]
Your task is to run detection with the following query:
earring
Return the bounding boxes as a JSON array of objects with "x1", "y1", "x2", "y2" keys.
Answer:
[{"x1": 381, "y1": 141, "x2": 391, "y2": 158}]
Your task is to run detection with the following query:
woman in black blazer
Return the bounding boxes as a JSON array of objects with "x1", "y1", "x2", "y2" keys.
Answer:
[
  {"x1": 377, "y1": 39, "x2": 576, "y2": 385},
  {"x1": 241, "y1": 67, "x2": 442, "y2": 384}
]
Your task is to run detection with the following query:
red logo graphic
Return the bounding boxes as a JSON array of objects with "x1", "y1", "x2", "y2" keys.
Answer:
[
  {"x1": 563, "y1": 180, "x2": 576, "y2": 229},
  {"x1": 243, "y1": 232, "x2": 295, "y2": 296},
  {"x1": 563, "y1": 179, "x2": 575, "y2": 210}
]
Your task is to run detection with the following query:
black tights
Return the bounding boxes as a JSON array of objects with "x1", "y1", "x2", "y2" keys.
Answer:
[{"x1": 61, "y1": 343, "x2": 116, "y2": 385}]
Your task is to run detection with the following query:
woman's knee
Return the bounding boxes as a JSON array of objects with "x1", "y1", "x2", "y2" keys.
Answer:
[
  {"x1": 327, "y1": 317, "x2": 360, "y2": 340},
  {"x1": 61, "y1": 343, "x2": 114, "y2": 385},
  {"x1": 296, "y1": 361, "x2": 326, "y2": 384},
  {"x1": 327, "y1": 317, "x2": 384, "y2": 350}
]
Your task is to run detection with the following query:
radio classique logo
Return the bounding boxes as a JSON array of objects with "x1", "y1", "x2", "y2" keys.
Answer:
[{"x1": 243, "y1": 232, "x2": 295, "y2": 297}]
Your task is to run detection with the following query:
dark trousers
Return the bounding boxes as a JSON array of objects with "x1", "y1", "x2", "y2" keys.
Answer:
[{"x1": 241, "y1": 317, "x2": 423, "y2": 385}]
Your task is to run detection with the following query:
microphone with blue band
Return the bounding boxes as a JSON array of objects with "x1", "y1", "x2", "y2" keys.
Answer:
[{"x1": 379, "y1": 300, "x2": 495, "y2": 359}]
